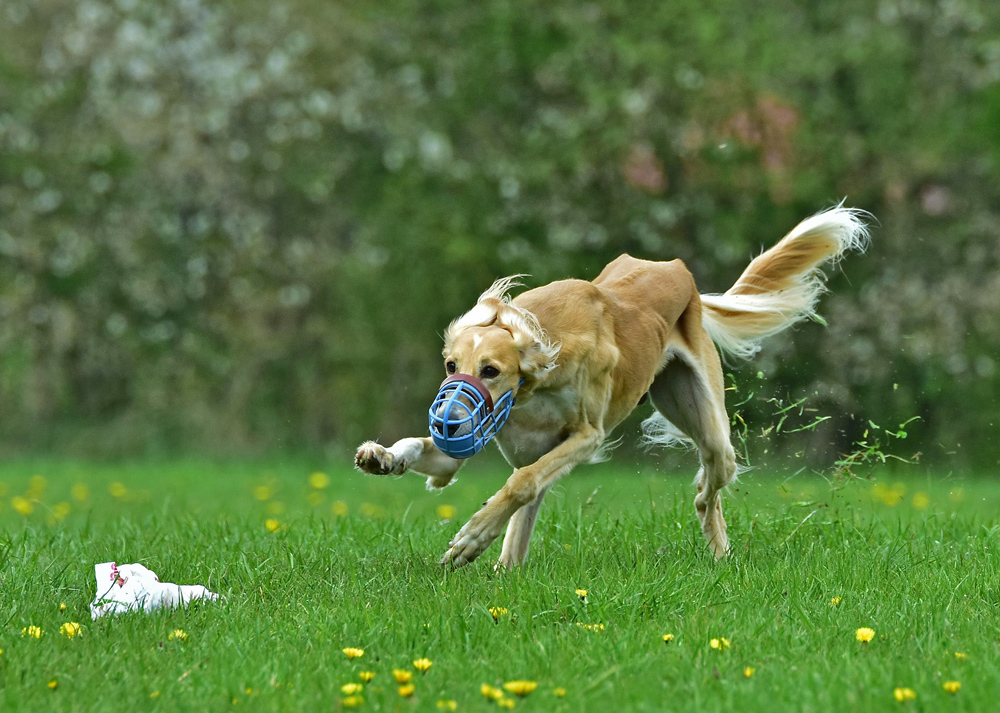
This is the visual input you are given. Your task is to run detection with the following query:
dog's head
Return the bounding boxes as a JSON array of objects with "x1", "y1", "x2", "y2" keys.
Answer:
[
  {"x1": 428, "y1": 278, "x2": 560, "y2": 458},
  {"x1": 441, "y1": 276, "x2": 560, "y2": 404},
  {"x1": 442, "y1": 326, "x2": 523, "y2": 407}
]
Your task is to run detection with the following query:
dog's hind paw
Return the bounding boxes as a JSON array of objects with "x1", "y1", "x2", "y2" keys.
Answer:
[{"x1": 354, "y1": 441, "x2": 404, "y2": 475}]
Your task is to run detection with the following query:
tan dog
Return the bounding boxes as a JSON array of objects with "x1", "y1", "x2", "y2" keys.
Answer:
[{"x1": 355, "y1": 207, "x2": 868, "y2": 568}]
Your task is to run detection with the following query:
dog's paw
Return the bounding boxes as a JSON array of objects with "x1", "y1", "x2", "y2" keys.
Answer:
[
  {"x1": 440, "y1": 536, "x2": 480, "y2": 569},
  {"x1": 494, "y1": 553, "x2": 520, "y2": 572},
  {"x1": 354, "y1": 441, "x2": 404, "y2": 475},
  {"x1": 440, "y1": 516, "x2": 500, "y2": 568}
]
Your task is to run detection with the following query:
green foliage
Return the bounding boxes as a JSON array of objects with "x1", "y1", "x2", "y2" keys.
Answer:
[{"x1": 1, "y1": 0, "x2": 999, "y2": 461}]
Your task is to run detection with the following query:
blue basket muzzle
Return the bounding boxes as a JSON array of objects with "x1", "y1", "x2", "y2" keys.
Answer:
[{"x1": 428, "y1": 374, "x2": 522, "y2": 459}]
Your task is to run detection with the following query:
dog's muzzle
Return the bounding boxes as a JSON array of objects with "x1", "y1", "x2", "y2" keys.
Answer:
[{"x1": 428, "y1": 374, "x2": 522, "y2": 459}]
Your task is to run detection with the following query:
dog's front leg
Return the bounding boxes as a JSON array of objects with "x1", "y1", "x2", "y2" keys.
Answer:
[
  {"x1": 441, "y1": 426, "x2": 602, "y2": 568},
  {"x1": 355, "y1": 437, "x2": 465, "y2": 490}
]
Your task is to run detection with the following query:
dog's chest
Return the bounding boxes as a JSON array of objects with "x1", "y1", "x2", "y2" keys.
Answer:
[{"x1": 495, "y1": 387, "x2": 578, "y2": 468}]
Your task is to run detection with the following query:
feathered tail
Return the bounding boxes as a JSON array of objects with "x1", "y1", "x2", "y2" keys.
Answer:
[{"x1": 700, "y1": 205, "x2": 870, "y2": 359}]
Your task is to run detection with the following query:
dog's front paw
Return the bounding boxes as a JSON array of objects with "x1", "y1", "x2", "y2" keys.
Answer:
[
  {"x1": 440, "y1": 535, "x2": 481, "y2": 569},
  {"x1": 440, "y1": 515, "x2": 501, "y2": 568},
  {"x1": 354, "y1": 441, "x2": 404, "y2": 475}
]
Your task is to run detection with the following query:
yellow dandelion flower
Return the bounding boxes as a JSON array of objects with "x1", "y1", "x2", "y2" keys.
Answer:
[
  {"x1": 168, "y1": 629, "x2": 188, "y2": 642},
  {"x1": 150, "y1": 691, "x2": 160, "y2": 698},
  {"x1": 265, "y1": 518, "x2": 281, "y2": 532},
  {"x1": 437, "y1": 700, "x2": 458, "y2": 711},
  {"x1": 893, "y1": 687, "x2": 916, "y2": 702},
  {"x1": 943, "y1": 681, "x2": 961, "y2": 693},
  {"x1": 332, "y1": 501, "x2": 349, "y2": 516},
  {"x1": 253, "y1": 485, "x2": 273, "y2": 501},
  {"x1": 393, "y1": 669, "x2": 413, "y2": 684},
  {"x1": 59, "y1": 602, "x2": 67, "y2": 612},
  {"x1": 59, "y1": 622, "x2": 82, "y2": 638},
  {"x1": 575, "y1": 622, "x2": 605, "y2": 632},
  {"x1": 71, "y1": 483, "x2": 90, "y2": 502},
  {"x1": 662, "y1": 633, "x2": 675, "y2": 644},
  {"x1": 709, "y1": 637, "x2": 730, "y2": 650},
  {"x1": 829, "y1": 596, "x2": 842, "y2": 606},
  {"x1": 912, "y1": 492, "x2": 930, "y2": 510},
  {"x1": 22, "y1": 625, "x2": 42, "y2": 639},
  {"x1": 48, "y1": 679, "x2": 58, "y2": 690},
  {"x1": 436, "y1": 504, "x2": 457, "y2": 520},
  {"x1": 308, "y1": 471, "x2": 329, "y2": 489},
  {"x1": 498, "y1": 699, "x2": 515, "y2": 709},
  {"x1": 53, "y1": 502, "x2": 71, "y2": 521},
  {"x1": 954, "y1": 651, "x2": 968, "y2": 661},
  {"x1": 489, "y1": 606, "x2": 509, "y2": 620},
  {"x1": 744, "y1": 666, "x2": 756, "y2": 678},
  {"x1": 413, "y1": 657, "x2": 433, "y2": 673},
  {"x1": 12, "y1": 496, "x2": 33, "y2": 516},
  {"x1": 358, "y1": 671, "x2": 375, "y2": 683},
  {"x1": 398, "y1": 683, "x2": 415, "y2": 697},
  {"x1": 575, "y1": 588, "x2": 588, "y2": 598},
  {"x1": 855, "y1": 627, "x2": 875, "y2": 643},
  {"x1": 553, "y1": 687, "x2": 566, "y2": 697},
  {"x1": 481, "y1": 684, "x2": 504, "y2": 701},
  {"x1": 108, "y1": 482, "x2": 127, "y2": 498},
  {"x1": 342, "y1": 647, "x2": 365, "y2": 660},
  {"x1": 342, "y1": 695, "x2": 364, "y2": 707},
  {"x1": 503, "y1": 680, "x2": 537, "y2": 696},
  {"x1": 341, "y1": 683, "x2": 363, "y2": 695}
]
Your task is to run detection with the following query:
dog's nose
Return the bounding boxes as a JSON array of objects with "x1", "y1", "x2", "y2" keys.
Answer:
[
  {"x1": 434, "y1": 401, "x2": 475, "y2": 439},
  {"x1": 432, "y1": 420, "x2": 465, "y2": 439}
]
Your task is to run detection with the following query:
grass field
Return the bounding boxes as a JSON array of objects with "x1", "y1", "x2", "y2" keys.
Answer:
[{"x1": 1, "y1": 454, "x2": 998, "y2": 711}]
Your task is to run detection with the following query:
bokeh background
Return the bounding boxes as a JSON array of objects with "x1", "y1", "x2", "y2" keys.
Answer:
[{"x1": 1, "y1": 0, "x2": 998, "y2": 467}]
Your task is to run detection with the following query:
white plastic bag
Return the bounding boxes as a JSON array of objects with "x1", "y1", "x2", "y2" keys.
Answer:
[{"x1": 89, "y1": 562, "x2": 218, "y2": 620}]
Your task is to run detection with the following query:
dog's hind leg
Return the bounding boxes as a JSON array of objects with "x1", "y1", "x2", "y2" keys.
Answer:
[
  {"x1": 497, "y1": 485, "x2": 551, "y2": 570},
  {"x1": 648, "y1": 322, "x2": 736, "y2": 558}
]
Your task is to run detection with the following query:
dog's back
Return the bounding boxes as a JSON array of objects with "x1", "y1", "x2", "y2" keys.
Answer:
[{"x1": 592, "y1": 254, "x2": 694, "y2": 324}]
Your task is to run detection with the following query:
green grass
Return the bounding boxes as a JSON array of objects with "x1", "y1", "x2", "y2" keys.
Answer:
[{"x1": 1, "y1": 456, "x2": 998, "y2": 712}]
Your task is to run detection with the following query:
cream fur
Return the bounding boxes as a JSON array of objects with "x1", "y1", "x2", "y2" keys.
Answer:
[{"x1": 700, "y1": 205, "x2": 870, "y2": 359}]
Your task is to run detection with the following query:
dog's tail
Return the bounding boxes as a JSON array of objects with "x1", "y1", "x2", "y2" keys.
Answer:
[{"x1": 699, "y1": 204, "x2": 870, "y2": 360}]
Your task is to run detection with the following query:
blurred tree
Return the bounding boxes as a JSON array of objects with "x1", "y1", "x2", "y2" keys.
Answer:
[{"x1": 0, "y1": 0, "x2": 998, "y2": 464}]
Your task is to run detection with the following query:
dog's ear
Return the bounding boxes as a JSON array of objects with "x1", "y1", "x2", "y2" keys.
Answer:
[{"x1": 518, "y1": 339, "x2": 559, "y2": 380}]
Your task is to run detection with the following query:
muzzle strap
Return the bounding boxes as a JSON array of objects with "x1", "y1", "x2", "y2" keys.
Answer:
[{"x1": 438, "y1": 373, "x2": 494, "y2": 413}]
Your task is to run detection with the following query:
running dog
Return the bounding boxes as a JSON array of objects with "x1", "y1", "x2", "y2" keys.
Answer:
[{"x1": 355, "y1": 206, "x2": 868, "y2": 568}]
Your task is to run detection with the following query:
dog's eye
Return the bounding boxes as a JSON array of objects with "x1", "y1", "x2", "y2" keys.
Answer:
[
  {"x1": 446, "y1": 361, "x2": 456, "y2": 374},
  {"x1": 481, "y1": 365, "x2": 500, "y2": 379}
]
